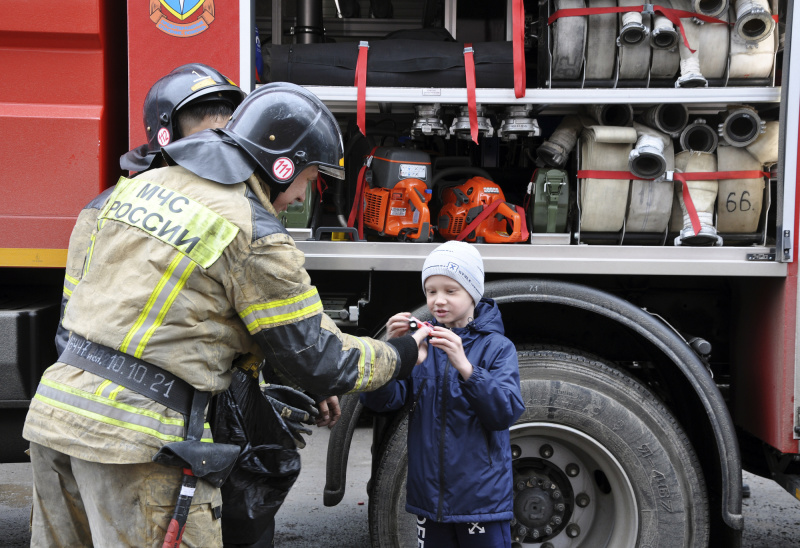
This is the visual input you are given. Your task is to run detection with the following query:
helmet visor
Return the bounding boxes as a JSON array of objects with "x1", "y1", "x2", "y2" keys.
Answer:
[{"x1": 318, "y1": 163, "x2": 345, "y2": 180}]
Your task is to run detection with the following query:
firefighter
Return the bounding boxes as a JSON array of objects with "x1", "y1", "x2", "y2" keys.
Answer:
[
  {"x1": 25, "y1": 81, "x2": 429, "y2": 547},
  {"x1": 56, "y1": 62, "x2": 245, "y2": 355},
  {"x1": 55, "y1": 65, "x2": 340, "y2": 548}
]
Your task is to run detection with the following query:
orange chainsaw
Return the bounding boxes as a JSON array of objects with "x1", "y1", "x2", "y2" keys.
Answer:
[
  {"x1": 355, "y1": 147, "x2": 434, "y2": 242},
  {"x1": 438, "y1": 176, "x2": 528, "y2": 243}
]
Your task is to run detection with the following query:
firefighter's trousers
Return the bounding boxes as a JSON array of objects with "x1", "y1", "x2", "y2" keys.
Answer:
[{"x1": 29, "y1": 442, "x2": 222, "y2": 547}]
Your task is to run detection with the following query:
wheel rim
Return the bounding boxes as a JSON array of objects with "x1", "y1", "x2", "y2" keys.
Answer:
[{"x1": 509, "y1": 422, "x2": 638, "y2": 548}]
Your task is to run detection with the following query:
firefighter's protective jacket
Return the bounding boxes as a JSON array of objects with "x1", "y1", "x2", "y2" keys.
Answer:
[{"x1": 25, "y1": 166, "x2": 417, "y2": 463}]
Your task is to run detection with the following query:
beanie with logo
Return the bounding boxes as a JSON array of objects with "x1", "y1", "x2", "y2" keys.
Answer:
[{"x1": 421, "y1": 241, "x2": 484, "y2": 305}]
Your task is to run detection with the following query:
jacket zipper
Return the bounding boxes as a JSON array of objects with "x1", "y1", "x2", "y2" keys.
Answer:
[
  {"x1": 409, "y1": 378, "x2": 428, "y2": 421},
  {"x1": 436, "y1": 358, "x2": 449, "y2": 522},
  {"x1": 483, "y1": 428, "x2": 493, "y2": 466}
]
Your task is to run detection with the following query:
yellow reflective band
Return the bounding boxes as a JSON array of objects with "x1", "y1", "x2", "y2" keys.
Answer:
[
  {"x1": 34, "y1": 393, "x2": 187, "y2": 442},
  {"x1": 84, "y1": 232, "x2": 97, "y2": 276},
  {"x1": 65, "y1": 274, "x2": 79, "y2": 286},
  {"x1": 37, "y1": 379, "x2": 213, "y2": 444},
  {"x1": 350, "y1": 338, "x2": 366, "y2": 393},
  {"x1": 41, "y1": 378, "x2": 185, "y2": 426},
  {"x1": 133, "y1": 257, "x2": 196, "y2": 358},
  {"x1": 244, "y1": 302, "x2": 323, "y2": 332},
  {"x1": 363, "y1": 339, "x2": 377, "y2": 390},
  {"x1": 239, "y1": 288, "x2": 320, "y2": 318},
  {"x1": 109, "y1": 385, "x2": 125, "y2": 401},
  {"x1": 239, "y1": 289, "x2": 323, "y2": 332},
  {"x1": 95, "y1": 379, "x2": 112, "y2": 397},
  {"x1": 121, "y1": 254, "x2": 184, "y2": 355},
  {"x1": 100, "y1": 177, "x2": 239, "y2": 269},
  {"x1": 191, "y1": 77, "x2": 217, "y2": 91}
]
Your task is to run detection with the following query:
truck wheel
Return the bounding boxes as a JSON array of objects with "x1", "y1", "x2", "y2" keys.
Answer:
[
  {"x1": 368, "y1": 347, "x2": 709, "y2": 548},
  {"x1": 509, "y1": 347, "x2": 709, "y2": 547},
  {"x1": 367, "y1": 412, "x2": 417, "y2": 548}
]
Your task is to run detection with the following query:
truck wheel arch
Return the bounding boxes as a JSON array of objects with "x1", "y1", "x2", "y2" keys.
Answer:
[{"x1": 482, "y1": 278, "x2": 742, "y2": 533}]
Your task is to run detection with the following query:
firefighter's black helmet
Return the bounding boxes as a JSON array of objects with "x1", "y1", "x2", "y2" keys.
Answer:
[
  {"x1": 219, "y1": 82, "x2": 345, "y2": 187},
  {"x1": 121, "y1": 63, "x2": 245, "y2": 172}
]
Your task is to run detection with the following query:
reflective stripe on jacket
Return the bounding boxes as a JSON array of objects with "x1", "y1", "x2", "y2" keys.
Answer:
[{"x1": 26, "y1": 165, "x2": 410, "y2": 464}]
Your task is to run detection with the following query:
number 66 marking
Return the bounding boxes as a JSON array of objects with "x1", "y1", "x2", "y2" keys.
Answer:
[{"x1": 726, "y1": 191, "x2": 752, "y2": 212}]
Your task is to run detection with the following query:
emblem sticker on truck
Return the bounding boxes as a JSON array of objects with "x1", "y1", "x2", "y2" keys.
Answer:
[{"x1": 150, "y1": 0, "x2": 215, "y2": 38}]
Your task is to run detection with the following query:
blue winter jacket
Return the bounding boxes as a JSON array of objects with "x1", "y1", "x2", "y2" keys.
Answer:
[{"x1": 361, "y1": 299, "x2": 524, "y2": 523}]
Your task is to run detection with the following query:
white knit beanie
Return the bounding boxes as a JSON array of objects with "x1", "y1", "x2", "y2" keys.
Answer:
[{"x1": 421, "y1": 241, "x2": 484, "y2": 304}]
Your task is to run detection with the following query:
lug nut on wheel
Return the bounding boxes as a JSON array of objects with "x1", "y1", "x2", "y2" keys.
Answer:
[
  {"x1": 566, "y1": 463, "x2": 580, "y2": 477},
  {"x1": 539, "y1": 444, "x2": 554, "y2": 458},
  {"x1": 576, "y1": 493, "x2": 590, "y2": 507},
  {"x1": 567, "y1": 524, "x2": 581, "y2": 538}
]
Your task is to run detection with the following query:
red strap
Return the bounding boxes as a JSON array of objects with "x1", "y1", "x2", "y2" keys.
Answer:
[
  {"x1": 316, "y1": 173, "x2": 327, "y2": 203},
  {"x1": 512, "y1": 0, "x2": 526, "y2": 98},
  {"x1": 548, "y1": 5, "x2": 729, "y2": 53},
  {"x1": 577, "y1": 170, "x2": 769, "y2": 181},
  {"x1": 354, "y1": 41, "x2": 369, "y2": 136},
  {"x1": 456, "y1": 199, "x2": 502, "y2": 241},
  {"x1": 463, "y1": 44, "x2": 479, "y2": 145},
  {"x1": 577, "y1": 169, "x2": 769, "y2": 236},
  {"x1": 346, "y1": 147, "x2": 379, "y2": 240}
]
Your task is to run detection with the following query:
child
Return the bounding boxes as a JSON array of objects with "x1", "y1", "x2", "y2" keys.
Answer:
[{"x1": 361, "y1": 240, "x2": 525, "y2": 548}]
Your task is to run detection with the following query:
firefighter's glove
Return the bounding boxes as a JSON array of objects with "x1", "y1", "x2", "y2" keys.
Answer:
[{"x1": 261, "y1": 383, "x2": 319, "y2": 449}]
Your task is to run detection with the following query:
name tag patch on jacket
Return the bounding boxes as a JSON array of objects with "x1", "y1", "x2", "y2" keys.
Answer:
[{"x1": 100, "y1": 177, "x2": 239, "y2": 268}]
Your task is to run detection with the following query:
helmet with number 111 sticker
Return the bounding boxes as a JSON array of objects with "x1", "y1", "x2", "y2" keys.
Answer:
[{"x1": 219, "y1": 82, "x2": 345, "y2": 188}]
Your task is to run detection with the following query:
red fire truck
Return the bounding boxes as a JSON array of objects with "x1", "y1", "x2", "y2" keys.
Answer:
[{"x1": 1, "y1": 1, "x2": 797, "y2": 547}]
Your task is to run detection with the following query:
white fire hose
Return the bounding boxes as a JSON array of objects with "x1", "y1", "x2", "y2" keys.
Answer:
[
  {"x1": 641, "y1": 103, "x2": 690, "y2": 137},
  {"x1": 730, "y1": 0, "x2": 776, "y2": 79},
  {"x1": 627, "y1": 123, "x2": 675, "y2": 232},
  {"x1": 673, "y1": 0, "x2": 730, "y2": 87},
  {"x1": 536, "y1": 115, "x2": 585, "y2": 167},
  {"x1": 650, "y1": 0, "x2": 681, "y2": 79},
  {"x1": 716, "y1": 145, "x2": 765, "y2": 233},
  {"x1": 718, "y1": 105, "x2": 766, "y2": 147},
  {"x1": 579, "y1": 125, "x2": 638, "y2": 232},
  {"x1": 692, "y1": 0, "x2": 729, "y2": 17},
  {"x1": 674, "y1": 150, "x2": 721, "y2": 245},
  {"x1": 745, "y1": 120, "x2": 779, "y2": 165},
  {"x1": 551, "y1": 0, "x2": 588, "y2": 80},
  {"x1": 680, "y1": 118, "x2": 719, "y2": 153},
  {"x1": 733, "y1": 0, "x2": 775, "y2": 45},
  {"x1": 618, "y1": 0, "x2": 652, "y2": 80},
  {"x1": 585, "y1": 0, "x2": 618, "y2": 80}
]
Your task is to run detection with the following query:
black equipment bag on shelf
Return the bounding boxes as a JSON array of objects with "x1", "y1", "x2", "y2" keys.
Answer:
[{"x1": 263, "y1": 39, "x2": 515, "y2": 88}]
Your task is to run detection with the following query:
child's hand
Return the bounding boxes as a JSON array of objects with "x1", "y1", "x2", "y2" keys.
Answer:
[
  {"x1": 385, "y1": 312, "x2": 412, "y2": 339},
  {"x1": 415, "y1": 338, "x2": 429, "y2": 365},
  {"x1": 429, "y1": 327, "x2": 473, "y2": 380}
]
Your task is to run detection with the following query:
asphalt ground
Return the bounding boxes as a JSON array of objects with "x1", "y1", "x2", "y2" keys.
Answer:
[{"x1": 2, "y1": 425, "x2": 799, "y2": 547}]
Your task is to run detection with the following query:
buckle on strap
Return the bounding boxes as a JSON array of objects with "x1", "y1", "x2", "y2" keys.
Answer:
[{"x1": 59, "y1": 334, "x2": 195, "y2": 415}]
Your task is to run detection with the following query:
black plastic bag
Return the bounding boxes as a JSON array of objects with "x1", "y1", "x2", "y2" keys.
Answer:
[{"x1": 210, "y1": 369, "x2": 302, "y2": 547}]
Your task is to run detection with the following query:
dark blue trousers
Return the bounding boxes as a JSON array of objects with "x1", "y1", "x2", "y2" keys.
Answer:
[{"x1": 415, "y1": 516, "x2": 511, "y2": 548}]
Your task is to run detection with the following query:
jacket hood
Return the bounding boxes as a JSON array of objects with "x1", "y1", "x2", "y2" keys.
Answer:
[
  {"x1": 120, "y1": 143, "x2": 159, "y2": 173},
  {"x1": 161, "y1": 128, "x2": 257, "y2": 185}
]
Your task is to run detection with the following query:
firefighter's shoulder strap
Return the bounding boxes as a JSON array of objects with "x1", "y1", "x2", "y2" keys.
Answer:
[{"x1": 58, "y1": 333, "x2": 195, "y2": 415}]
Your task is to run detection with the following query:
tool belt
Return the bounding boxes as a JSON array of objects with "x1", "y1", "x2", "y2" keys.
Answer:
[{"x1": 59, "y1": 333, "x2": 195, "y2": 415}]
